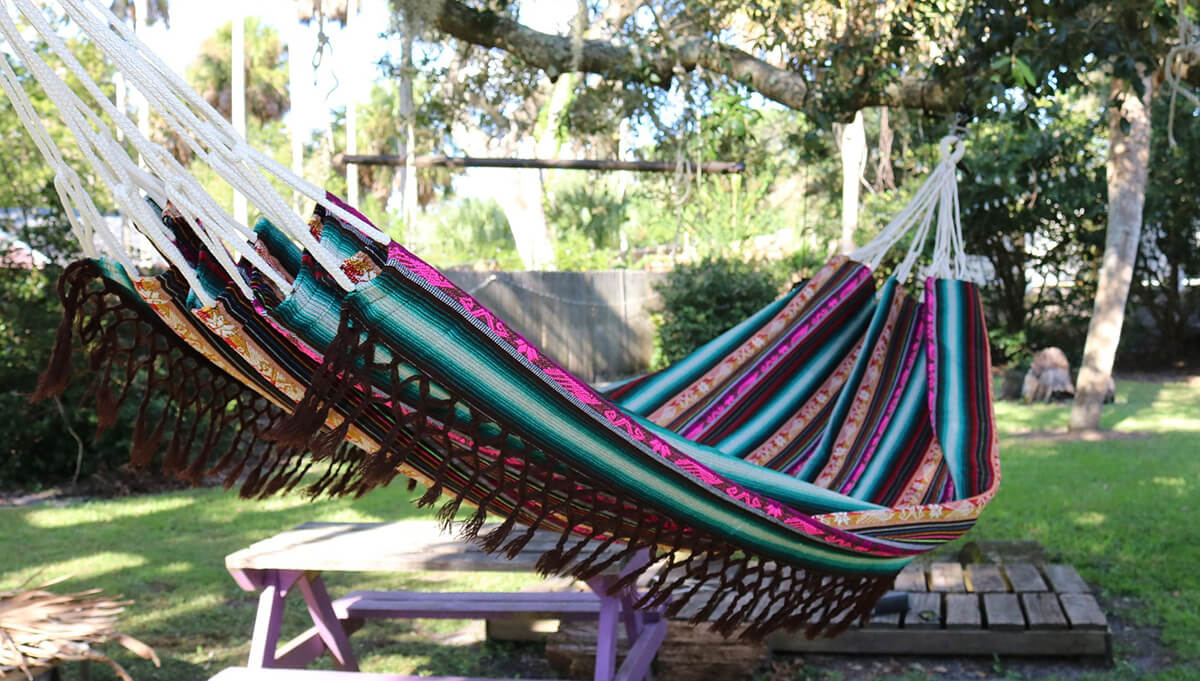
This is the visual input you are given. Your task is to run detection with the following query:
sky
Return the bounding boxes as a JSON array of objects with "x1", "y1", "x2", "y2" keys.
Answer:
[{"x1": 143, "y1": 0, "x2": 576, "y2": 137}]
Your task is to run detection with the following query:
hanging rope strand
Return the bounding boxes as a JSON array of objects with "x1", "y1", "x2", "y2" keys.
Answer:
[{"x1": 850, "y1": 134, "x2": 967, "y2": 283}]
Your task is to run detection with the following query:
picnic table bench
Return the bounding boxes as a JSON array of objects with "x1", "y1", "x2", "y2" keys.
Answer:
[{"x1": 224, "y1": 521, "x2": 666, "y2": 681}]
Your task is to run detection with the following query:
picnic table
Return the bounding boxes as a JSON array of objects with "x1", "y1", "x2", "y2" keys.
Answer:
[{"x1": 224, "y1": 521, "x2": 667, "y2": 681}]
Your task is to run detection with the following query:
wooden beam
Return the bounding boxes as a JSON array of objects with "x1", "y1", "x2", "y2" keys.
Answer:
[{"x1": 337, "y1": 153, "x2": 745, "y2": 174}]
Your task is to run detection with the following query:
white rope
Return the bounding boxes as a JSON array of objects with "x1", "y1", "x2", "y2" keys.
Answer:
[
  {"x1": 1164, "y1": 10, "x2": 1200, "y2": 147},
  {"x1": 850, "y1": 134, "x2": 967, "y2": 283},
  {"x1": 70, "y1": 0, "x2": 389, "y2": 271},
  {"x1": 2, "y1": 0, "x2": 401, "y2": 298},
  {"x1": 0, "y1": 51, "x2": 100, "y2": 258},
  {"x1": 0, "y1": 2, "x2": 219, "y2": 303},
  {"x1": 19, "y1": 0, "x2": 287, "y2": 298}
]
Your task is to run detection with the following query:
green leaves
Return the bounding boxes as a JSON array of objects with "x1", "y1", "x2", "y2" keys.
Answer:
[
  {"x1": 1011, "y1": 56, "x2": 1037, "y2": 88},
  {"x1": 653, "y1": 257, "x2": 781, "y2": 366}
]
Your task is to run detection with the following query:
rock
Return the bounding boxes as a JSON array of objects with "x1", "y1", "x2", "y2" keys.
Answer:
[
  {"x1": 1022, "y1": 347, "x2": 1075, "y2": 403},
  {"x1": 998, "y1": 368, "x2": 1025, "y2": 401}
]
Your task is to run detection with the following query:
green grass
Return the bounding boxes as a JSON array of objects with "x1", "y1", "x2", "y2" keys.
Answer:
[
  {"x1": 978, "y1": 379, "x2": 1200, "y2": 660},
  {"x1": 2, "y1": 378, "x2": 1198, "y2": 680},
  {"x1": 0, "y1": 486, "x2": 545, "y2": 680}
]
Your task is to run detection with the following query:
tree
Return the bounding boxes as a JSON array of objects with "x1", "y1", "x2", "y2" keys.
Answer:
[
  {"x1": 409, "y1": 0, "x2": 1199, "y2": 430},
  {"x1": 186, "y1": 17, "x2": 290, "y2": 126},
  {"x1": 1129, "y1": 99, "x2": 1200, "y2": 366}
]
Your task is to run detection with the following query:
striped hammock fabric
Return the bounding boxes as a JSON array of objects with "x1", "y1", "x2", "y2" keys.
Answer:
[{"x1": 34, "y1": 197, "x2": 1000, "y2": 640}]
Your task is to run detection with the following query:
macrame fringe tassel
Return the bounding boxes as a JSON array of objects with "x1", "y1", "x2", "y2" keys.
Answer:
[
  {"x1": 269, "y1": 304, "x2": 899, "y2": 640},
  {"x1": 30, "y1": 260, "x2": 371, "y2": 500}
]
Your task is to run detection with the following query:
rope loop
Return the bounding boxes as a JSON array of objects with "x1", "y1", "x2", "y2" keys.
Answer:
[{"x1": 939, "y1": 135, "x2": 966, "y2": 164}]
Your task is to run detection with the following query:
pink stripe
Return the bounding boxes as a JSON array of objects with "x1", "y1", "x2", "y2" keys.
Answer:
[
  {"x1": 837, "y1": 307, "x2": 925, "y2": 495},
  {"x1": 682, "y1": 267, "x2": 872, "y2": 439},
  {"x1": 923, "y1": 279, "x2": 939, "y2": 436}
]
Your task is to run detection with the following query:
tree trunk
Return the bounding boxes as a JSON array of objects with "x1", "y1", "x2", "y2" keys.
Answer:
[
  {"x1": 495, "y1": 165, "x2": 557, "y2": 270},
  {"x1": 839, "y1": 110, "x2": 866, "y2": 253},
  {"x1": 288, "y1": 23, "x2": 305, "y2": 212},
  {"x1": 231, "y1": 9, "x2": 247, "y2": 224},
  {"x1": 399, "y1": 9, "x2": 418, "y2": 240},
  {"x1": 1068, "y1": 75, "x2": 1153, "y2": 431},
  {"x1": 344, "y1": 0, "x2": 360, "y2": 209}
]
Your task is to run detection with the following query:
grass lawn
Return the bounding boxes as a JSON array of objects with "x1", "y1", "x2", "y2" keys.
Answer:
[{"x1": 2, "y1": 378, "x2": 1198, "y2": 681}]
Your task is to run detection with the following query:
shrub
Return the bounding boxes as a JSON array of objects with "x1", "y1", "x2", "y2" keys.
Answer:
[
  {"x1": 653, "y1": 257, "x2": 782, "y2": 367},
  {"x1": 0, "y1": 265, "x2": 133, "y2": 489}
]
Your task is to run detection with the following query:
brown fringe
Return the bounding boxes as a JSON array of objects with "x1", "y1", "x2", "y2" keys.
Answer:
[
  {"x1": 30, "y1": 260, "x2": 377, "y2": 500},
  {"x1": 270, "y1": 305, "x2": 897, "y2": 640}
]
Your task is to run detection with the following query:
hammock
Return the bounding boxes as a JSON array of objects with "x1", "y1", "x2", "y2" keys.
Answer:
[{"x1": 0, "y1": 0, "x2": 999, "y2": 640}]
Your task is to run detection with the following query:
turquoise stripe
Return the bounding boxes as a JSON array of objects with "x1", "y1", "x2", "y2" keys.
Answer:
[
  {"x1": 719, "y1": 300, "x2": 877, "y2": 459},
  {"x1": 935, "y1": 280, "x2": 969, "y2": 498},
  {"x1": 616, "y1": 290, "x2": 798, "y2": 415},
  {"x1": 271, "y1": 265, "x2": 347, "y2": 349},
  {"x1": 353, "y1": 270, "x2": 908, "y2": 574},
  {"x1": 802, "y1": 279, "x2": 899, "y2": 481},
  {"x1": 851, "y1": 352, "x2": 927, "y2": 501},
  {"x1": 254, "y1": 217, "x2": 302, "y2": 275},
  {"x1": 631, "y1": 414, "x2": 883, "y2": 514},
  {"x1": 94, "y1": 257, "x2": 138, "y2": 297}
]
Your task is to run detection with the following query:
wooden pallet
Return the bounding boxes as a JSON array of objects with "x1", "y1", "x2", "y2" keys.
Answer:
[{"x1": 767, "y1": 562, "x2": 1111, "y2": 657}]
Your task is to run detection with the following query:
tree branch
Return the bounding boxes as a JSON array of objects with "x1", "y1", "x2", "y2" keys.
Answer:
[{"x1": 431, "y1": 0, "x2": 961, "y2": 114}]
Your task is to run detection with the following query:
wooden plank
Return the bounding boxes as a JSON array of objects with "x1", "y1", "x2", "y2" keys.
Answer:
[
  {"x1": 982, "y1": 593, "x2": 1025, "y2": 631},
  {"x1": 766, "y1": 628, "x2": 1111, "y2": 657},
  {"x1": 929, "y1": 562, "x2": 966, "y2": 592},
  {"x1": 945, "y1": 594, "x2": 982, "y2": 630},
  {"x1": 1003, "y1": 563, "x2": 1049, "y2": 592},
  {"x1": 1059, "y1": 593, "x2": 1108, "y2": 631},
  {"x1": 1022, "y1": 592, "x2": 1069, "y2": 630},
  {"x1": 965, "y1": 564, "x2": 1009, "y2": 593},
  {"x1": 904, "y1": 592, "x2": 942, "y2": 629},
  {"x1": 893, "y1": 563, "x2": 928, "y2": 592},
  {"x1": 1043, "y1": 564, "x2": 1091, "y2": 594},
  {"x1": 867, "y1": 611, "x2": 901, "y2": 628},
  {"x1": 225, "y1": 521, "x2": 628, "y2": 574}
]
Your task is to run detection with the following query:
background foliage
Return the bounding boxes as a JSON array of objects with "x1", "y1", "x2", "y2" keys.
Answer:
[{"x1": 652, "y1": 257, "x2": 781, "y2": 367}]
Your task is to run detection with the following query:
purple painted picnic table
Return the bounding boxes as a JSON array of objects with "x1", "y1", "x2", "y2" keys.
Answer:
[{"x1": 225, "y1": 521, "x2": 666, "y2": 681}]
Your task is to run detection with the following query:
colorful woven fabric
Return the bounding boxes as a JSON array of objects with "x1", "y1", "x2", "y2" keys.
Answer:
[{"x1": 36, "y1": 199, "x2": 1000, "y2": 640}]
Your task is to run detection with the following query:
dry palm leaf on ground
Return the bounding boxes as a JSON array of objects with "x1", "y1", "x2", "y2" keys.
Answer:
[{"x1": 0, "y1": 577, "x2": 158, "y2": 681}]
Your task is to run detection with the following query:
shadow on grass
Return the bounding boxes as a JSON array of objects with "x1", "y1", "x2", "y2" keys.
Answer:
[{"x1": 1, "y1": 481, "x2": 551, "y2": 680}]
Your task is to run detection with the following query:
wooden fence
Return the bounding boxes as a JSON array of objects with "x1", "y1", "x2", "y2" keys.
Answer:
[{"x1": 444, "y1": 270, "x2": 667, "y2": 384}]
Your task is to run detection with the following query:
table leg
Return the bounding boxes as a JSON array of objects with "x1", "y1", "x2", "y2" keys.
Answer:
[
  {"x1": 588, "y1": 576, "x2": 621, "y2": 681},
  {"x1": 617, "y1": 549, "x2": 652, "y2": 642},
  {"x1": 296, "y1": 575, "x2": 359, "y2": 671},
  {"x1": 245, "y1": 570, "x2": 302, "y2": 668}
]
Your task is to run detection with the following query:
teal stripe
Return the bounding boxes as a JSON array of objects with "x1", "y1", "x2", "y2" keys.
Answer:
[
  {"x1": 802, "y1": 279, "x2": 899, "y2": 481},
  {"x1": 271, "y1": 265, "x2": 347, "y2": 349},
  {"x1": 632, "y1": 414, "x2": 883, "y2": 514},
  {"x1": 616, "y1": 290, "x2": 797, "y2": 415},
  {"x1": 254, "y1": 217, "x2": 302, "y2": 274},
  {"x1": 935, "y1": 280, "x2": 969, "y2": 498},
  {"x1": 354, "y1": 270, "x2": 907, "y2": 574},
  {"x1": 94, "y1": 257, "x2": 139, "y2": 298},
  {"x1": 721, "y1": 300, "x2": 877, "y2": 460},
  {"x1": 851, "y1": 352, "x2": 927, "y2": 501}
]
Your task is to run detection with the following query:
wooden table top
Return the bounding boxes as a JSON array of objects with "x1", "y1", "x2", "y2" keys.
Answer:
[{"x1": 225, "y1": 521, "x2": 627, "y2": 575}]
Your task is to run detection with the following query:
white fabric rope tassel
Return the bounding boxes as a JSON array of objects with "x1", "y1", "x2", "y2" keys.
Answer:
[{"x1": 850, "y1": 134, "x2": 968, "y2": 283}]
